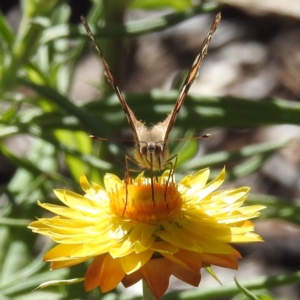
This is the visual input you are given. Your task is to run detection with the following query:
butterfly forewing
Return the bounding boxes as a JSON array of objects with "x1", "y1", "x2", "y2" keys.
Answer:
[
  {"x1": 162, "y1": 12, "x2": 221, "y2": 143},
  {"x1": 81, "y1": 13, "x2": 221, "y2": 172}
]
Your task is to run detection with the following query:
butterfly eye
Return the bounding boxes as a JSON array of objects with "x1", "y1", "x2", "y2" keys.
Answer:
[
  {"x1": 154, "y1": 144, "x2": 164, "y2": 156},
  {"x1": 139, "y1": 143, "x2": 147, "y2": 155}
]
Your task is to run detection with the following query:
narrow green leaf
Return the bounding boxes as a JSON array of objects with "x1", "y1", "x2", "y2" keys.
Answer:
[
  {"x1": 33, "y1": 277, "x2": 85, "y2": 291},
  {"x1": 247, "y1": 194, "x2": 300, "y2": 225},
  {"x1": 182, "y1": 139, "x2": 290, "y2": 171},
  {"x1": 0, "y1": 241, "x2": 30, "y2": 285},
  {"x1": 41, "y1": 4, "x2": 219, "y2": 44},
  {"x1": 0, "y1": 11, "x2": 15, "y2": 47},
  {"x1": 1, "y1": 18, "x2": 49, "y2": 91},
  {"x1": 234, "y1": 277, "x2": 260, "y2": 300},
  {"x1": 163, "y1": 270, "x2": 300, "y2": 299},
  {"x1": 205, "y1": 267, "x2": 222, "y2": 285},
  {"x1": 17, "y1": 78, "x2": 109, "y2": 138},
  {"x1": 84, "y1": 92, "x2": 300, "y2": 130},
  {"x1": 130, "y1": 0, "x2": 192, "y2": 10}
]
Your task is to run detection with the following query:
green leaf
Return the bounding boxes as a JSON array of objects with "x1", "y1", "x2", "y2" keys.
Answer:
[
  {"x1": 41, "y1": 4, "x2": 219, "y2": 43},
  {"x1": 1, "y1": 18, "x2": 49, "y2": 92},
  {"x1": 0, "y1": 11, "x2": 15, "y2": 47},
  {"x1": 234, "y1": 277, "x2": 260, "y2": 300},
  {"x1": 130, "y1": 0, "x2": 192, "y2": 10},
  {"x1": 163, "y1": 270, "x2": 300, "y2": 299},
  {"x1": 205, "y1": 267, "x2": 222, "y2": 285},
  {"x1": 182, "y1": 139, "x2": 290, "y2": 171},
  {"x1": 33, "y1": 277, "x2": 85, "y2": 290},
  {"x1": 84, "y1": 92, "x2": 300, "y2": 130}
]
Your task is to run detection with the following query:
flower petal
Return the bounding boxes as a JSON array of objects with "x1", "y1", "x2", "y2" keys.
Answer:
[
  {"x1": 53, "y1": 190, "x2": 97, "y2": 215},
  {"x1": 29, "y1": 167, "x2": 265, "y2": 298},
  {"x1": 120, "y1": 250, "x2": 153, "y2": 274},
  {"x1": 104, "y1": 173, "x2": 123, "y2": 192},
  {"x1": 44, "y1": 244, "x2": 79, "y2": 261},
  {"x1": 180, "y1": 168, "x2": 210, "y2": 189},
  {"x1": 85, "y1": 255, "x2": 106, "y2": 291},
  {"x1": 201, "y1": 253, "x2": 239, "y2": 269},
  {"x1": 85, "y1": 254, "x2": 125, "y2": 293},
  {"x1": 140, "y1": 258, "x2": 171, "y2": 300},
  {"x1": 188, "y1": 167, "x2": 225, "y2": 199},
  {"x1": 171, "y1": 263, "x2": 201, "y2": 287},
  {"x1": 122, "y1": 270, "x2": 142, "y2": 287},
  {"x1": 51, "y1": 258, "x2": 88, "y2": 269}
]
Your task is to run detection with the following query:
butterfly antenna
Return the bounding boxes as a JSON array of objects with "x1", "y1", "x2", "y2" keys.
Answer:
[
  {"x1": 167, "y1": 133, "x2": 211, "y2": 143},
  {"x1": 81, "y1": 16, "x2": 116, "y2": 87}
]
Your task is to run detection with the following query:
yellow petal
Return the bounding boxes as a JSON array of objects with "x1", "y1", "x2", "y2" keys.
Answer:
[
  {"x1": 109, "y1": 239, "x2": 134, "y2": 258},
  {"x1": 151, "y1": 241, "x2": 178, "y2": 254},
  {"x1": 230, "y1": 232, "x2": 264, "y2": 243},
  {"x1": 51, "y1": 258, "x2": 88, "y2": 269},
  {"x1": 36, "y1": 202, "x2": 83, "y2": 219},
  {"x1": 180, "y1": 168, "x2": 210, "y2": 189},
  {"x1": 80, "y1": 173, "x2": 91, "y2": 193},
  {"x1": 120, "y1": 249, "x2": 153, "y2": 274},
  {"x1": 189, "y1": 167, "x2": 225, "y2": 199},
  {"x1": 44, "y1": 244, "x2": 79, "y2": 261},
  {"x1": 53, "y1": 190, "x2": 97, "y2": 215},
  {"x1": 104, "y1": 173, "x2": 122, "y2": 192}
]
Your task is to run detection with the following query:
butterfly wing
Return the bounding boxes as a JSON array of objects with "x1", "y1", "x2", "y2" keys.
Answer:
[
  {"x1": 80, "y1": 16, "x2": 144, "y2": 143},
  {"x1": 161, "y1": 12, "x2": 221, "y2": 142}
]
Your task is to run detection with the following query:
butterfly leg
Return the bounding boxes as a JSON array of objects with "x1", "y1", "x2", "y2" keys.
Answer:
[
  {"x1": 123, "y1": 155, "x2": 133, "y2": 216},
  {"x1": 163, "y1": 153, "x2": 178, "y2": 208},
  {"x1": 149, "y1": 153, "x2": 156, "y2": 206}
]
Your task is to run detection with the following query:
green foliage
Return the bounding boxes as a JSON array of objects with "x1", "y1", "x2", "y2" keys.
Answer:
[{"x1": 0, "y1": 0, "x2": 299, "y2": 299}]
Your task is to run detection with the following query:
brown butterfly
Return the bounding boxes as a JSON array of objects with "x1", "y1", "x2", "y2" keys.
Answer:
[{"x1": 81, "y1": 13, "x2": 221, "y2": 175}]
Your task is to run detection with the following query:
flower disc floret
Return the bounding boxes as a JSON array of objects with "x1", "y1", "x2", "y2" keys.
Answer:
[{"x1": 109, "y1": 174, "x2": 182, "y2": 223}]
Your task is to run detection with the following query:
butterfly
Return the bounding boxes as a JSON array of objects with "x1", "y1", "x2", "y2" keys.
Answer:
[{"x1": 81, "y1": 13, "x2": 221, "y2": 175}]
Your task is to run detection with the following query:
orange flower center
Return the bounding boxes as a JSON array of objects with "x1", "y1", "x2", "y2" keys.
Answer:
[{"x1": 109, "y1": 179, "x2": 182, "y2": 224}]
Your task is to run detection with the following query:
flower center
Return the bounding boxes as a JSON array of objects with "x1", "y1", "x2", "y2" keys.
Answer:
[{"x1": 109, "y1": 180, "x2": 182, "y2": 224}]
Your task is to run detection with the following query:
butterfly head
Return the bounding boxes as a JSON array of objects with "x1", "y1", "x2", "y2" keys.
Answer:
[{"x1": 133, "y1": 141, "x2": 169, "y2": 171}]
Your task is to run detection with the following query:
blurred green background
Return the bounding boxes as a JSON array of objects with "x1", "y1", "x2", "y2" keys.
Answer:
[{"x1": 1, "y1": 0, "x2": 300, "y2": 299}]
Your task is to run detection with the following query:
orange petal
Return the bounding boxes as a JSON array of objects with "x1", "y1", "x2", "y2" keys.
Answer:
[
  {"x1": 173, "y1": 249, "x2": 203, "y2": 272},
  {"x1": 122, "y1": 270, "x2": 142, "y2": 287},
  {"x1": 85, "y1": 255, "x2": 106, "y2": 291},
  {"x1": 171, "y1": 263, "x2": 201, "y2": 287},
  {"x1": 99, "y1": 254, "x2": 126, "y2": 292},
  {"x1": 85, "y1": 254, "x2": 125, "y2": 292},
  {"x1": 201, "y1": 253, "x2": 239, "y2": 270},
  {"x1": 140, "y1": 258, "x2": 171, "y2": 300}
]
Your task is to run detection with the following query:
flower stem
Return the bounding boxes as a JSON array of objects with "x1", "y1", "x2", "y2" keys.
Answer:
[{"x1": 142, "y1": 279, "x2": 156, "y2": 300}]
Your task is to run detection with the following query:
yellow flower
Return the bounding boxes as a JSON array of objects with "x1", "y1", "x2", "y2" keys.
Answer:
[{"x1": 29, "y1": 168, "x2": 265, "y2": 299}]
